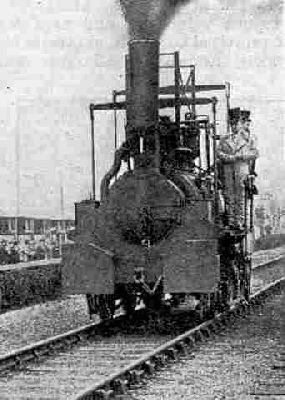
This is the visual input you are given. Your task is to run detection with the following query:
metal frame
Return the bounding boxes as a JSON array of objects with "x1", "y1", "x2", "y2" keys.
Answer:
[{"x1": 89, "y1": 51, "x2": 230, "y2": 202}]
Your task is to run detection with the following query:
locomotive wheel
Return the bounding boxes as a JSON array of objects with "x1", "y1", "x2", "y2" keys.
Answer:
[
  {"x1": 195, "y1": 294, "x2": 209, "y2": 321},
  {"x1": 212, "y1": 285, "x2": 232, "y2": 314},
  {"x1": 98, "y1": 295, "x2": 110, "y2": 320},
  {"x1": 95, "y1": 294, "x2": 116, "y2": 321},
  {"x1": 106, "y1": 294, "x2": 116, "y2": 318},
  {"x1": 206, "y1": 292, "x2": 218, "y2": 318},
  {"x1": 86, "y1": 294, "x2": 98, "y2": 316},
  {"x1": 220, "y1": 260, "x2": 240, "y2": 307},
  {"x1": 217, "y1": 280, "x2": 230, "y2": 312}
]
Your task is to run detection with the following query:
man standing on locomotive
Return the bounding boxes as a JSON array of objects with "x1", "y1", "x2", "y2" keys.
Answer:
[{"x1": 217, "y1": 107, "x2": 259, "y2": 230}]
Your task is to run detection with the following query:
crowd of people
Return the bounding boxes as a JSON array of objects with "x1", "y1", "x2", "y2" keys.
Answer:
[{"x1": 0, "y1": 238, "x2": 61, "y2": 265}]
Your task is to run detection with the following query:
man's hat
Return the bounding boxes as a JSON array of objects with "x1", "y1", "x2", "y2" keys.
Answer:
[
  {"x1": 240, "y1": 110, "x2": 251, "y2": 121},
  {"x1": 229, "y1": 107, "x2": 240, "y2": 124}
]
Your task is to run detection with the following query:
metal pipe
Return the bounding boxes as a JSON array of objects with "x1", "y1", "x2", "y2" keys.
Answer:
[
  {"x1": 15, "y1": 105, "x2": 20, "y2": 241},
  {"x1": 250, "y1": 196, "x2": 254, "y2": 232},
  {"x1": 127, "y1": 39, "x2": 160, "y2": 129},
  {"x1": 205, "y1": 124, "x2": 211, "y2": 171},
  {"x1": 226, "y1": 82, "x2": 230, "y2": 134},
  {"x1": 113, "y1": 91, "x2": 118, "y2": 181},
  {"x1": 100, "y1": 146, "x2": 126, "y2": 202},
  {"x1": 125, "y1": 54, "x2": 131, "y2": 140},
  {"x1": 190, "y1": 65, "x2": 196, "y2": 118},
  {"x1": 174, "y1": 51, "x2": 180, "y2": 128},
  {"x1": 89, "y1": 104, "x2": 96, "y2": 200},
  {"x1": 113, "y1": 91, "x2": 118, "y2": 151},
  {"x1": 212, "y1": 97, "x2": 219, "y2": 218},
  {"x1": 154, "y1": 128, "x2": 160, "y2": 172}
]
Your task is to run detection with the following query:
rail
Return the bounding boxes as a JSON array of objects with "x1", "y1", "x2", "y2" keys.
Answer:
[{"x1": 0, "y1": 255, "x2": 284, "y2": 400}]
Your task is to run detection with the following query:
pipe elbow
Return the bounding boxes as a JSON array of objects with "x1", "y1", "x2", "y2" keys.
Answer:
[{"x1": 100, "y1": 147, "x2": 128, "y2": 202}]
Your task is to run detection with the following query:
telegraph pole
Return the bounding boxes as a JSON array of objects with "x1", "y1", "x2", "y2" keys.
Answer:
[{"x1": 15, "y1": 101, "x2": 20, "y2": 241}]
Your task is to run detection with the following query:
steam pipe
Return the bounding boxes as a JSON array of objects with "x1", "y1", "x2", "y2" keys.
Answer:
[
  {"x1": 89, "y1": 104, "x2": 96, "y2": 200},
  {"x1": 100, "y1": 146, "x2": 128, "y2": 202}
]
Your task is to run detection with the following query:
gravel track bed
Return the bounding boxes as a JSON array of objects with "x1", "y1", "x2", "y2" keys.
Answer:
[
  {"x1": 129, "y1": 290, "x2": 285, "y2": 400},
  {"x1": 0, "y1": 335, "x2": 172, "y2": 400},
  {"x1": 0, "y1": 295, "x2": 90, "y2": 356}
]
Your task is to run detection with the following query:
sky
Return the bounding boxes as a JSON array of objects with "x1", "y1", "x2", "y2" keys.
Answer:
[{"x1": 0, "y1": 0, "x2": 284, "y2": 218}]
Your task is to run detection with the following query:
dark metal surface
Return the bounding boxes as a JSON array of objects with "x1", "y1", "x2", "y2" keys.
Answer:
[
  {"x1": 127, "y1": 39, "x2": 160, "y2": 129},
  {"x1": 89, "y1": 104, "x2": 96, "y2": 201},
  {"x1": 90, "y1": 96, "x2": 214, "y2": 112},
  {"x1": 114, "y1": 83, "x2": 226, "y2": 97}
]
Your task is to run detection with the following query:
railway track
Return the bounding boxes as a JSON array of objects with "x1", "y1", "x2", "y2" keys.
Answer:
[
  {"x1": 0, "y1": 257, "x2": 284, "y2": 400},
  {"x1": 128, "y1": 281, "x2": 285, "y2": 400}
]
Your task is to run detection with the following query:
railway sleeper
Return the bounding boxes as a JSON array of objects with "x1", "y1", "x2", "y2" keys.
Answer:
[
  {"x1": 165, "y1": 347, "x2": 179, "y2": 360},
  {"x1": 183, "y1": 335, "x2": 195, "y2": 348},
  {"x1": 15, "y1": 352, "x2": 35, "y2": 367},
  {"x1": 76, "y1": 332, "x2": 87, "y2": 342},
  {"x1": 200, "y1": 326, "x2": 211, "y2": 338},
  {"x1": 143, "y1": 360, "x2": 156, "y2": 374},
  {"x1": 33, "y1": 345, "x2": 50, "y2": 358},
  {"x1": 65, "y1": 335, "x2": 80, "y2": 347},
  {"x1": 112, "y1": 378, "x2": 128, "y2": 394},
  {"x1": 93, "y1": 388, "x2": 114, "y2": 400},
  {"x1": 0, "y1": 357, "x2": 17, "y2": 373},
  {"x1": 152, "y1": 353, "x2": 167, "y2": 367},
  {"x1": 194, "y1": 329, "x2": 204, "y2": 342},
  {"x1": 174, "y1": 341, "x2": 188, "y2": 356},
  {"x1": 50, "y1": 340, "x2": 66, "y2": 353},
  {"x1": 208, "y1": 320, "x2": 221, "y2": 335},
  {"x1": 127, "y1": 369, "x2": 145, "y2": 385}
]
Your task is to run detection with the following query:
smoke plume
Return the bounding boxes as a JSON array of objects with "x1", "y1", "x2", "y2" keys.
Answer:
[{"x1": 119, "y1": 0, "x2": 191, "y2": 39}]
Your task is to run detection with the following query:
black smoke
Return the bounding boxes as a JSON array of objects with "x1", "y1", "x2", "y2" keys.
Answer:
[{"x1": 119, "y1": 0, "x2": 191, "y2": 39}]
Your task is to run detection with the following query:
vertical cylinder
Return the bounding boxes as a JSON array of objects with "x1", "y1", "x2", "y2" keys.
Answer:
[
  {"x1": 113, "y1": 91, "x2": 118, "y2": 151},
  {"x1": 226, "y1": 82, "x2": 230, "y2": 134},
  {"x1": 190, "y1": 65, "x2": 196, "y2": 118},
  {"x1": 125, "y1": 54, "x2": 130, "y2": 133},
  {"x1": 212, "y1": 98, "x2": 219, "y2": 219},
  {"x1": 205, "y1": 124, "x2": 211, "y2": 170},
  {"x1": 127, "y1": 39, "x2": 160, "y2": 130},
  {"x1": 89, "y1": 105, "x2": 96, "y2": 200},
  {"x1": 174, "y1": 51, "x2": 180, "y2": 128}
]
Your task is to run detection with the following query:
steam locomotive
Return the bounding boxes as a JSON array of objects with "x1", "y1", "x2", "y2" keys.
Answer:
[{"x1": 62, "y1": 40, "x2": 254, "y2": 320}]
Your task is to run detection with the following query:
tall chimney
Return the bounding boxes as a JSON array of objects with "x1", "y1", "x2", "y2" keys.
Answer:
[{"x1": 127, "y1": 39, "x2": 160, "y2": 132}]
